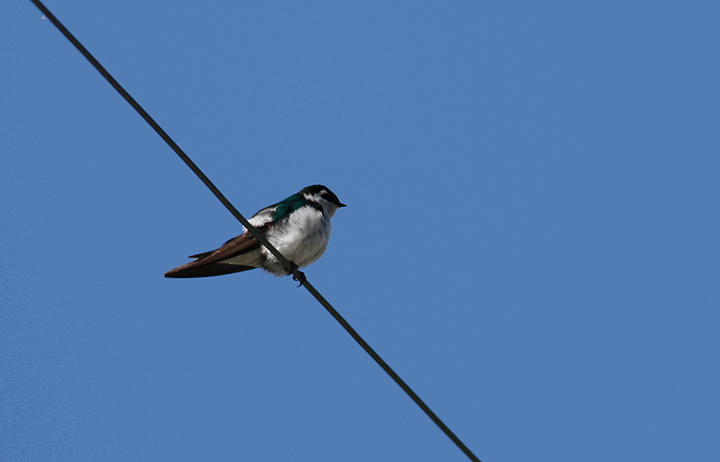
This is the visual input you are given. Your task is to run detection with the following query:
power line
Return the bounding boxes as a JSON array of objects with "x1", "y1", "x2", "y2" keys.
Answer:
[{"x1": 29, "y1": 2, "x2": 482, "y2": 461}]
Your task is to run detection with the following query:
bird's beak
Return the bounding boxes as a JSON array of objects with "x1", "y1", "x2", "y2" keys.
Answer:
[{"x1": 339, "y1": 203, "x2": 347, "y2": 208}]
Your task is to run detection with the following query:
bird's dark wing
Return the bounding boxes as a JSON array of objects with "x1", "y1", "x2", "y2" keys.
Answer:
[{"x1": 164, "y1": 222, "x2": 272, "y2": 278}]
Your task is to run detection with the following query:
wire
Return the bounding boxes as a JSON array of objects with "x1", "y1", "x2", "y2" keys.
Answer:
[{"x1": 29, "y1": 2, "x2": 482, "y2": 461}]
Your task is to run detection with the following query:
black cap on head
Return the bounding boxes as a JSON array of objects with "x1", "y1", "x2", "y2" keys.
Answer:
[{"x1": 301, "y1": 185, "x2": 346, "y2": 208}]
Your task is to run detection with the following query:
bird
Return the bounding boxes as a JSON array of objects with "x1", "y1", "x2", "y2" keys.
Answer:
[{"x1": 165, "y1": 185, "x2": 345, "y2": 280}]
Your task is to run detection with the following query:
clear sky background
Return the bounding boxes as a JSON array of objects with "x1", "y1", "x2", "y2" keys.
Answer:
[{"x1": 2, "y1": 1, "x2": 719, "y2": 461}]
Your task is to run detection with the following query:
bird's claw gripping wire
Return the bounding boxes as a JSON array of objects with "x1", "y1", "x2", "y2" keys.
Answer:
[{"x1": 288, "y1": 262, "x2": 306, "y2": 287}]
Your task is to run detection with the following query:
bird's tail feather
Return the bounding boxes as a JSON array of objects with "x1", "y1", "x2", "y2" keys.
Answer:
[{"x1": 164, "y1": 262, "x2": 256, "y2": 278}]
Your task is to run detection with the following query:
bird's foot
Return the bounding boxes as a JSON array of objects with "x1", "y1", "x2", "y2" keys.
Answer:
[{"x1": 288, "y1": 262, "x2": 306, "y2": 287}]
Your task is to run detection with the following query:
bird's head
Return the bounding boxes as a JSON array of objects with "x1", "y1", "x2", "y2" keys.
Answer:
[{"x1": 300, "y1": 185, "x2": 346, "y2": 217}]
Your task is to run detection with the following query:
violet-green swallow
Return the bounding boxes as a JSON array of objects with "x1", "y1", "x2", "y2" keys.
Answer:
[{"x1": 165, "y1": 185, "x2": 345, "y2": 279}]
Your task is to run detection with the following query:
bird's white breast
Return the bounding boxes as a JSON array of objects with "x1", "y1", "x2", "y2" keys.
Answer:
[{"x1": 261, "y1": 206, "x2": 331, "y2": 275}]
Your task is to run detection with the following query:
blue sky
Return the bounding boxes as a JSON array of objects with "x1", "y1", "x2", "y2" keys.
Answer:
[{"x1": 2, "y1": 1, "x2": 719, "y2": 461}]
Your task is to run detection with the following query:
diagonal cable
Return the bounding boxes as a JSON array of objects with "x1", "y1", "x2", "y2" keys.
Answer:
[{"x1": 29, "y1": 2, "x2": 482, "y2": 461}]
